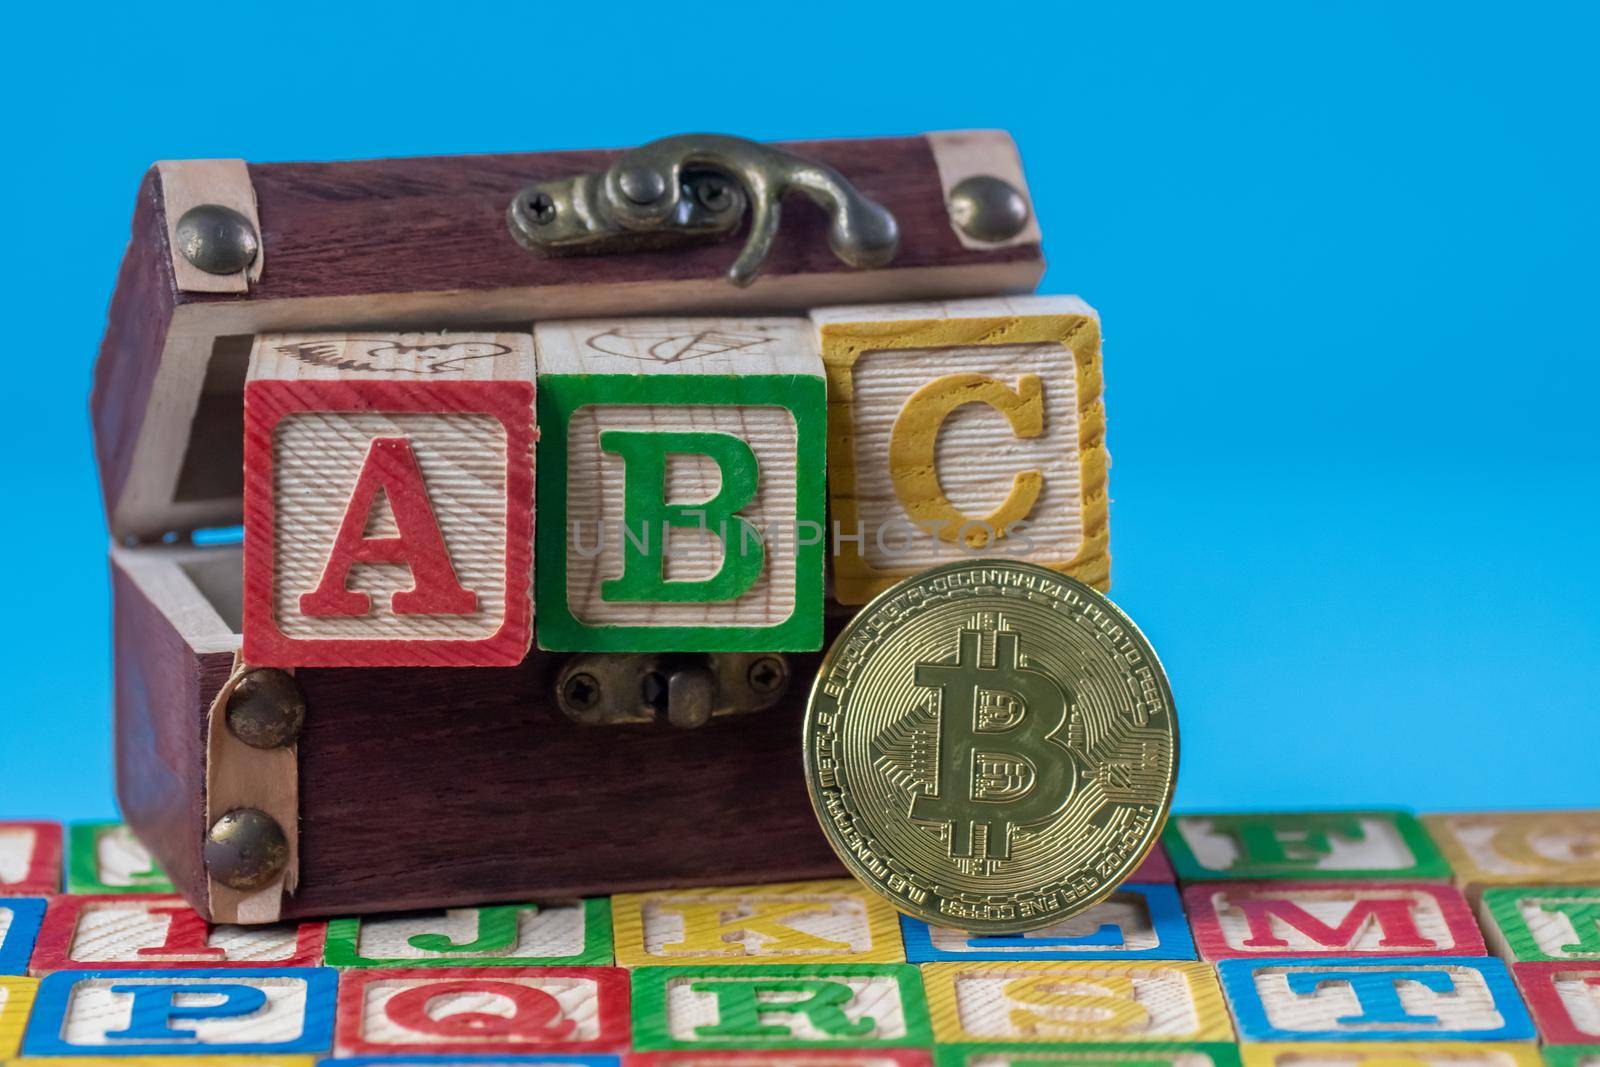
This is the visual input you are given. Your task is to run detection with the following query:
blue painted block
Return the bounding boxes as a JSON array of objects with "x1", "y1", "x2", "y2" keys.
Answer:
[
  {"x1": 0, "y1": 898, "x2": 45, "y2": 975},
  {"x1": 22, "y1": 967, "x2": 337, "y2": 1055},
  {"x1": 901, "y1": 882, "x2": 1196, "y2": 961},
  {"x1": 321, "y1": 1059, "x2": 623, "y2": 1066},
  {"x1": 1216, "y1": 955, "x2": 1536, "y2": 1041}
]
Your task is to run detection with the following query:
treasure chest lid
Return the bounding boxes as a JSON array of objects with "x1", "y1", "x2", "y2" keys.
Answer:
[{"x1": 89, "y1": 130, "x2": 1046, "y2": 542}]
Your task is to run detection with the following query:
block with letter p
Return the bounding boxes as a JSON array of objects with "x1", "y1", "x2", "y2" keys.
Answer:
[
  {"x1": 243, "y1": 332, "x2": 536, "y2": 667},
  {"x1": 534, "y1": 318, "x2": 825, "y2": 651},
  {"x1": 813, "y1": 296, "x2": 1107, "y2": 603}
]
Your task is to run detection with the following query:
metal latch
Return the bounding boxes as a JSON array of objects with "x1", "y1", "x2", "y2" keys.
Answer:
[
  {"x1": 508, "y1": 133, "x2": 900, "y2": 287},
  {"x1": 555, "y1": 651, "x2": 791, "y2": 729}
]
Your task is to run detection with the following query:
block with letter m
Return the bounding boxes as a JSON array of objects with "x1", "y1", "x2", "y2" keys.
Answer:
[{"x1": 1185, "y1": 882, "x2": 1483, "y2": 960}]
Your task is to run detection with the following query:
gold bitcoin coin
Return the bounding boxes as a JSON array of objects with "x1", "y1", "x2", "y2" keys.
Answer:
[{"x1": 803, "y1": 559, "x2": 1178, "y2": 934}]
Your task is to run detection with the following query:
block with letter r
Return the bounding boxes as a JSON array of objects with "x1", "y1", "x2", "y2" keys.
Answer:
[
  {"x1": 1216, "y1": 956, "x2": 1534, "y2": 1041},
  {"x1": 534, "y1": 318, "x2": 826, "y2": 652},
  {"x1": 934, "y1": 1042, "x2": 1244, "y2": 1067},
  {"x1": 1483, "y1": 886, "x2": 1600, "y2": 963},
  {"x1": 1185, "y1": 882, "x2": 1484, "y2": 960},
  {"x1": 1163, "y1": 811, "x2": 1450, "y2": 881},
  {"x1": 21, "y1": 967, "x2": 336, "y2": 1055},
  {"x1": 629, "y1": 963, "x2": 931, "y2": 1049},
  {"x1": 902, "y1": 884, "x2": 1195, "y2": 962}
]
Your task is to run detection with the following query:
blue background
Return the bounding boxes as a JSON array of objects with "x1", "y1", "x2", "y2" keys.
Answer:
[{"x1": 1, "y1": 2, "x2": 1594, "y2": 818}]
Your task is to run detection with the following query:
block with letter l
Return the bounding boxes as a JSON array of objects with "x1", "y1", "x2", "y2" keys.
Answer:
[
  {"x1": 243, "y1": 331, "x2": 536, "y2": 668},
  {"x1": 534, "y1": 318, "x2": 826, "y2": 651},
  {"x1": 812, "y1": 296, "x2": 1107, "y2": 604}
]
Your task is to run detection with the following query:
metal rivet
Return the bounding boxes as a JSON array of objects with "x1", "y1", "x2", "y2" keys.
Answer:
[
  {"x1": 562, "y1": 672, "x2": 601, "y2": 711},
  {"x1": 948, "y1": 175, "x2": 1031, "y2": 242},
  {"x1": 225, "y1": 669, "x2": 306, "y2": 749},
  {"x1": 617, "y1": 165, "x2": 667, "y2": 205},
  {"x1": 747, "y1": 655, "x2": 787, "y2": 695},
  {"x1": 174, "y1": 204, "x2": 260, "y2": 275},
  {"x1": 204, "y1": 808, "x2": 288, "y2": 891},
  {"x1": 525, "y1": 191, "x2": 557, "y2": 225}
]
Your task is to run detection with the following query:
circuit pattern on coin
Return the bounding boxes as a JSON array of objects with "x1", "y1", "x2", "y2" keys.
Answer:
[{"x1": 804, "y1": 559, "x2": 1178, "y2": 934}]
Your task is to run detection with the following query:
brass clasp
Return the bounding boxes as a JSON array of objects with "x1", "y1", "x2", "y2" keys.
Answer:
[
  {"x1": 508, "y1": 133, "x2": 899, "y2": 287},
  {"x1": 555, "y1": 651, "x2": 790, "y2": 729}
]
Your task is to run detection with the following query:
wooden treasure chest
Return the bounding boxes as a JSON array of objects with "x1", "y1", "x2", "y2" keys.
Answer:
[{"x1": 92, "y1": 130, "x2": 1112, "y2": 925}]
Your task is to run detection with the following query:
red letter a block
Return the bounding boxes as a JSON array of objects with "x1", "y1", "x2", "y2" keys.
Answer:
[{"x1": 244, "y1": 332, "x2": 535, "y2": 667}]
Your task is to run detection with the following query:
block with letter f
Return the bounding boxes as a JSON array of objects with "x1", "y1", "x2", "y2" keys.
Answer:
[
  {"x1": 243, "y1": 332, "x2": 536, "y2": 668},
  {"x1": 534, "y1": 318, "x2": 826, "y2": 651}
]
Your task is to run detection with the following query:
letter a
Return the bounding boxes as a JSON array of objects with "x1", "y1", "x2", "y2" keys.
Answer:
[{"x1": 300, "y1": 437, "x2": 477, "y2": 617}]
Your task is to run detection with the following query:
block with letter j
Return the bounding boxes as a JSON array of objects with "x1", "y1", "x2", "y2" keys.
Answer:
[
  {"x1": 243, "y1": 332, "x2": 536, "y2": 668},
  {"x1": 535, "y1": 318, "x2": 826, "y2": 651}
]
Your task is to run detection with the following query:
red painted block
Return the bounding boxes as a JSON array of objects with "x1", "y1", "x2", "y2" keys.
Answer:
[
  {"x1": 1132, "y1": 844, "x2": 1175, "y2": 883},
  {"x1": 628, "y1": 1053, "x2": 934, "y2": 1067},
  {"x1": 30, "y1": 893, "x2": 325, "y2": 972},
  {"x1": 1185, "y1": 881, "x2": 1485, "y2": 960},
  {"x1": 0, "y1": 822, "x2": 60, "y2": 896},
  {"x1": 1513, "y1": 960, "x2": 1600, "y2": 1043},
  {"x1": 243, "y1": 332, "x2": 536, "y2": 668},
  {"x1": 335, "y1": 965, "x2": 631, "y2": 1056}
]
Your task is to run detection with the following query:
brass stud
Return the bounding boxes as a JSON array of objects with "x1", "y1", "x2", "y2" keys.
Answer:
[
  {"x1": 949, "y1": 174, "x2": 1031, "y2": 243},
  {"x1": 174, "y1": 203, "x2": 260, "y2": 275},
  {"x1": 225, "y1": 669, "x2": 306, "y2": 749},
  {"x1": 204, "y1": 808, "x2": 289, "y2": 891}
]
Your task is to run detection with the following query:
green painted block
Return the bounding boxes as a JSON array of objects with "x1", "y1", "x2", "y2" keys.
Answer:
[
  {"x1": 1545, "y1": 1048, "x2": 1600, "y2": 1067},
  {"x1": 66, "y1": 820, "x2": 173, "y2": 893},
  {"x1": 533, "y1": 319, "x2": 827, "y2": 652},
  {"x1": 324, "y1": 898, "x2": 612, "y2": 967},
  {"x1": 630, "y1": 963, "x2": 932, "y2": 1050},
  {"x1": 935, "y1": 1044, "x2": 1245, "y2": 1067},
  {"x1": 1162, "y1": 810, "x2": 1450, "y2": 881},
  {"x1": 1484, "y1": 886, "x2": 1600, "y2": 962}
]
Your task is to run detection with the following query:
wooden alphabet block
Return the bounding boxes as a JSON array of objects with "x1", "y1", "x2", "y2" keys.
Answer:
[
  {"x1": 1512, "y1": 961, "x2": 1600, "y2": 1044},
  {"x1": 1237, "y1": 1042, "x2": 1544, "y2": 1067},
  {"x1": 243, "y1": 331, "x2": 536, "y2": 668},
  {"x1": 629, "y1": 963, "x2": 931, "y2": 1049},
  {"x1": 534, "y1": 318, "x2": 826, "y2": 652},
  {"x1": 629, "y1": 1051, "x2": 932, "y2": 1067},
  {"x1": 334, "y1": 965, "x2": 631, "y2": 1055},
  {"x1": 1544, "y1": 1048, "x2": 1600, "y2": 1067},
  {"x1": 1423, "y1": 812, "x2": 1600, "y2": 890},
  {"x1": 901, "y1": 884, "x2": 1195, "y2": 962},
  {"x1": 326, "y1": 1057, "x2": 618, "y2": 1067},
  {"x1": 935, "y1": 1042, "x2": 1244, "y2": 1067},
  {"x1": 21, "y1": 967, "x2": 336, "y2": 1056},
  {"x1": 0, "y1": 822, "x2": 61, "y2": 896},
  {"x1": 30, "y1": 894, "x2": 325, "y2": 971},
  {"x1": 0, "y1": 899, "x2": 44, "y2": 976},
  {"x1": 66, "y1": 823, "x2": 171, "y2": 895},
  {"x1": 1133, "y1": 846, "x2": 1177, "y2": 884},
  {"x1": 812, "y1": 296, "x2": 1107, "y2": 604},
  {"x1": 1185, "y1": 882, "x2": 1484, "y2": 960},
  {"x1": 1164, "y1": 812, "x2": 1450, "y2": 881},
  {"x1": 324, "y1": 899, "x2": 611, "y2": 967},
  {"x1": 1216, "y1": 956, "x2": 1534, "y2": 1041},
  {"x1": 1483, "y1": 886, "x2": 1600, "y2": 963},
  {"x1": 0, "y1": 975, "x2": 38, "y2": 1058},
  {"x1": 6, "y1": 1057, "x2": 318, "y2": 1066},
  {"x1": 611, "y1": 880, "x2": 903, "y2": 966},
  {"x1": 920, "y1": 960, "x2": 1232, "y2": 1044}
]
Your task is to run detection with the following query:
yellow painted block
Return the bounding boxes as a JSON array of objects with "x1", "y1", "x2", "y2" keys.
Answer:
[
  {"x1": 612, "y1": 878, "x2": 904, "y2": 965},
  {"x1": 813, "y1": 296, "x2": 1108, "y2": 604},
  {"x1": 921, "y1": 960, "x2": 1232, "y2": 1044},
  {"x1": 1423, "y1": 810, "x2": 1600, "y2": 888},
  {"x1": 0, "y1": 977, "x2": 38, "y2": 1060},
  {"x1": 4, "y1": 1059, "x2": 317, "y2": 1066},
  {"x1": 1238, "y1": 1043, "x2": 1544, "y2": 1067}
]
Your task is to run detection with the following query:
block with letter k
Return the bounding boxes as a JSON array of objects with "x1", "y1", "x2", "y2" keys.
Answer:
[{"x1": 1217, "y1": 956, "x2": 1535, "y2": 1041}]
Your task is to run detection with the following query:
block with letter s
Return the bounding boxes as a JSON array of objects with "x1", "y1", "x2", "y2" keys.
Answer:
[{"x1": 243, "y1": 331, "x2": 536, "y2": 668}]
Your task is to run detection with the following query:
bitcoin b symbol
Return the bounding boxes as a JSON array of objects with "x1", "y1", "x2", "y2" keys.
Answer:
[{"x1": 909, "y1": 626, "x2": 1078, "y2": 861}]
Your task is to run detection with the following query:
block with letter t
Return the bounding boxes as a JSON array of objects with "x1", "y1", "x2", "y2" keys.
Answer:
[
  {"x1": 534, "y1": 317, "x2": 825, "y2": 651},
  {"x1": 242, "y1": 331, "x2": 536, "y2": 667},
  {"x1": 812, "y1": 296, "x2": 1108, "y2": 604}
]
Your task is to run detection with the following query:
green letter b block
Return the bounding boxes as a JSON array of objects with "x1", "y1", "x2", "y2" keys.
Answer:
[{"x1": 535, "y1": 318, "x2": 826, "y2": 652}]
